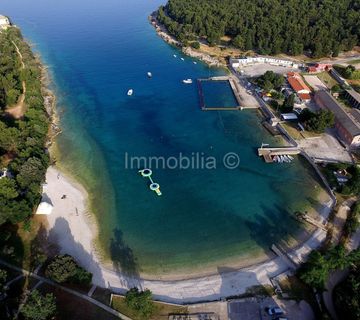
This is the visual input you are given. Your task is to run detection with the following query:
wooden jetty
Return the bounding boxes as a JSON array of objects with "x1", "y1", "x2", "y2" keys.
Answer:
[{"x1": 294, "y1": 212, "x2": 328, "y2": 231}]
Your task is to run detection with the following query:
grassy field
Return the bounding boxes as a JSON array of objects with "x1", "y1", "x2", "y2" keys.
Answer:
[
  {"x1": 281, "y1": 122, "x2": 320, "y2": 140},
  {"x1": 316, "y1": 71, "x2": 338, "y2": 89},
  {"x1": 346, "y1": 59, "x2": 360, "y2": 65},
  {"x1": 111, "y1": 295, "x2": 188, "y2": 320}
]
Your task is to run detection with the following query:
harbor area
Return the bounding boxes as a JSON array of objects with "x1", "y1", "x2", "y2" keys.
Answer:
[
  {"x1": 258, "y1": 146, "x2": 301, "y2": 163},
  {"x1": 197, "y1": 76, "x2": 258, "y2": 111}
]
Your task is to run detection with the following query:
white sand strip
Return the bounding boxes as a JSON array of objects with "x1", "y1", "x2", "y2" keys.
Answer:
[{"x1": 43, "y1": 166, "x2": 331, "y2": 304}]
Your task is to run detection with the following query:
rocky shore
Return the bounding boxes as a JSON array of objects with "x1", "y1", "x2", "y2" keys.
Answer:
[{"x1": 149, "y1": 11, "x2": 222, "y2": 67}]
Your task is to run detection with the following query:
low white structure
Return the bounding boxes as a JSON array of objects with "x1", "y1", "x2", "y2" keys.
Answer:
[
  {"x1": 231, "y1": 56, "x2": 300, "y2": 69},
  {"x1": 35, "y1": 201, "x2": 53, "y2": 215},
  {"x1": 0, "y1": 15, "x2": 10, "y2": 30},
  {"x1": 281, "y1": 113, "x2": 298, "y2": 121},
  {"x1": 0, "y1": 168, "x2": 9, "y2": 179}
]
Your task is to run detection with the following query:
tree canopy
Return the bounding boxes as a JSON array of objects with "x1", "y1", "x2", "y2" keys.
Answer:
[
  {"x1": 125, "y1": 288, "x2": 155, "y2": 319},
  {"x1": 256, "y1": 71, "x2": 284, "y2": 91},
  {"x1": 334, "y1": 265, "x2": 360, "y2": 320},
  {"x1": 299, "y1": 109, "x2": 335, "y2": 133},
  {"x1": 157, "y1": 0, "x2": 360, "y2": 57},
  {"x1": 45, "y1": 255, "x2": 92, "y2": 286},
  {"x1": 298, "y1": 245, "x2": 360, "y2": 290},
  {"x1": 20, "y1": 290, "x2": 56, "y2": 320},
  {"x1": 0, "y1": 27, "x2": 50, "y2": 226}
]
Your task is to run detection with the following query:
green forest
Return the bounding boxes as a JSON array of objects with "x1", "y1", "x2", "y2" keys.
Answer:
[
  {"x1": 0, "y1": 28, "x2": 50, "y2": 227},
  {"x1": 157, "y1": 0, "x2": 360, "y2": 57}
]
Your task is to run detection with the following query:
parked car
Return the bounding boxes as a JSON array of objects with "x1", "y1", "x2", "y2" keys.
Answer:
[{"x1": 266, "y1": 306, "x2": 284, "y2": 316}]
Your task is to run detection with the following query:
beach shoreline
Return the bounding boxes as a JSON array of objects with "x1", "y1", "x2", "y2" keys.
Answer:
[
  {"x1": 42, "y1": 164, "x2": 333, "y2": 303},
  {"x1": 43, "y1": 162, "x2": 332, "y2": 277}
]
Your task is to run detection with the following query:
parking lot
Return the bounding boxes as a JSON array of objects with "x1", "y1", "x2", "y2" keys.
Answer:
[
  {"x1": 228, "y1": 296, "x2": 315, "y2": 320},
  {"x1": 237, "y1": 64, "x2": 300, "y2": 78},
  {"x1": 297, "y1": 129, "x2": 353, "y2": 163}
]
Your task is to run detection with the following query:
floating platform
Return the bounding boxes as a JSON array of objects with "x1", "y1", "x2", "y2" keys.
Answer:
[{"x1": 138, "y1": 169, "x2": 162, "y2": 196}]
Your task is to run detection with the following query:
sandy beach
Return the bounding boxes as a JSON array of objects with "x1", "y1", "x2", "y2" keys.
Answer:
[{"x1": 43, "y1": 165, "x2": 332, "y2": 303}]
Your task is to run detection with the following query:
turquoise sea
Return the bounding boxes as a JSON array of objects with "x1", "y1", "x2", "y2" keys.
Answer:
[{"x1": 1, "y1": 0, "x2": 325, "y2": 275}]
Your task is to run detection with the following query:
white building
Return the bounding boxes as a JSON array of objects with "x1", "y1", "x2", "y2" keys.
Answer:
[
  {"x1": 230, "y1": 56, "x2": 300, "y2": 69},
  {"x1": 0, "y1": 15, "x2": 10, "y2": 30},
  {"x1": 35, "y1": 201, "x2": 53, "y2": 215}
]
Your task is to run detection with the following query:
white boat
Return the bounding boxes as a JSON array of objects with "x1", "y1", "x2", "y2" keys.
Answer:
[
  {"x1": 273, "y1": 155, "x2": 279, "y2": 163},
  {"x1": 147, "y1": 72, "x2": 152, "y2": 78},
  {"x1": 182, "y1": 79, "x2": 193, "y2": 84},
  {"x1": 288, "y1": 155, "x2": 294, "y2": 160},
  {"x1": 193, "y1": 61, "x2": 197, "y2": 64},
  {"x1": 181, "y1": 58, "x2": 185, "y2": 61},
  {"x1": 127, "y1": 89, "x2": 133, "y2": 96},
  {"x1": 278, "y1": 156, "x2": 284, "y2": 163},
  {"x1": 173, "y1": 54, "x2": 177, "y2": 58}
]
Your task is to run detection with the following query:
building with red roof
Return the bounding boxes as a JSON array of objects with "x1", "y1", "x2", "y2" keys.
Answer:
[
  {"x1": 307, "y1": 63, "x2": 332, "y2": 73},
  {"x1": 287, "y1": 72, "x2": 311, "y2": 101}
]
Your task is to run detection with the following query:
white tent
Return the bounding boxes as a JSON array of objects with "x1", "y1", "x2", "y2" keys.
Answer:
[{"x1": 35, "y1": 202, "x2": 53, "y2": 215}]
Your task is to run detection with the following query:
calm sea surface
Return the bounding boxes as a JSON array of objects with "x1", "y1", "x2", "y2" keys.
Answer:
[{"x1": 1, "y1": 0, "x2": 323, "y2": 274}]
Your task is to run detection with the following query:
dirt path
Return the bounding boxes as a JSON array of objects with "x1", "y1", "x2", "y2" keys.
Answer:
[
  {"x1": 332, "y1": 198, "x2": 357, "y2": 244},
  {"x1": 5, "y1": 41, "x2": 26, "y2": 119}
]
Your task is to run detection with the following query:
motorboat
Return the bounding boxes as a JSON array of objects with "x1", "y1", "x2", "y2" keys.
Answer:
[
  {"x1": 127, "y1": 89, "x2": 133, "y2": 96},
  {"x1": 147, "y1": 72, "x2": 152, "y2": 78},
  {"x1": 182, "y1": 79, "x2": 193, "y2": 84}
]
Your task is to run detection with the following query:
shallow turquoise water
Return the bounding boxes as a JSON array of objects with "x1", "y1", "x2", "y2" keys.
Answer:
[{"x1": 1, "y1": 0, "x2": 324, "y2": 274}]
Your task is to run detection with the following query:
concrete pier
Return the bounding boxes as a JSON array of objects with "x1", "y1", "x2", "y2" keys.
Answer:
[
  {"x1": 197, "y1": 77, "x2": 242, "y2": 111},
  {"x1": 258, "y1": 146, "x2": 301, "y2": 163}
]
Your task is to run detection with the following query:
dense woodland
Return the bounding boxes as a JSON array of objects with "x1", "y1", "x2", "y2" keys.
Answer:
[
  {"x1": 157, "y1": 0, "x2": 360, "y2": 57},
  {"x1": 0, "y1": 28, "x2": 49, "y2": 227}
]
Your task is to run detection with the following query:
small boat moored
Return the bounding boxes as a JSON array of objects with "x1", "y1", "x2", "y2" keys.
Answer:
[{"x1": 182, "y1": 79, "x2": 193, "y2": 84}]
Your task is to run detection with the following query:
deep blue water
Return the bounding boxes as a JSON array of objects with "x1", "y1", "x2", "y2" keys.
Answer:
[
  {"x1": 202, "y1": 80, "x2": 239, "y2": 108},
  {"x1": 1, "y1": 0, "x2": 324, "y2": 275}
]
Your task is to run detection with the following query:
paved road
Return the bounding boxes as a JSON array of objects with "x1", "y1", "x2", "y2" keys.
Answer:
[{"x1": 323, "y1": 202, "x2": 360, "y2": 320}]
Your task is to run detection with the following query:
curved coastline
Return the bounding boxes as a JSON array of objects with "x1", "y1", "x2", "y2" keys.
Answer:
[
  {"x1": 42, "y1": 163, "x2": 333, "y2": 302},
  {"x1": 27, "y1": 9, "x2": 337, "y2": 302}
]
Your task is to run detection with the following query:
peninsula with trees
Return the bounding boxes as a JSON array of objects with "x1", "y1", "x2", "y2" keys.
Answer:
[{"x1": 156, "y1": 0, "x2": 360, "y2": 58}]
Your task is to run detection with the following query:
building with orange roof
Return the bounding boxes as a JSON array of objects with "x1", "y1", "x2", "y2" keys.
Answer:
[{"x1": 287, "y1": 72, "x2": 311, "y2": 101}]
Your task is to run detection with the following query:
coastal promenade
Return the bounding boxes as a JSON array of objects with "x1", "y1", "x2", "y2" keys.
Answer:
[{"x1": 43, "y1": 166, "x2": 332, "y2": 304}]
